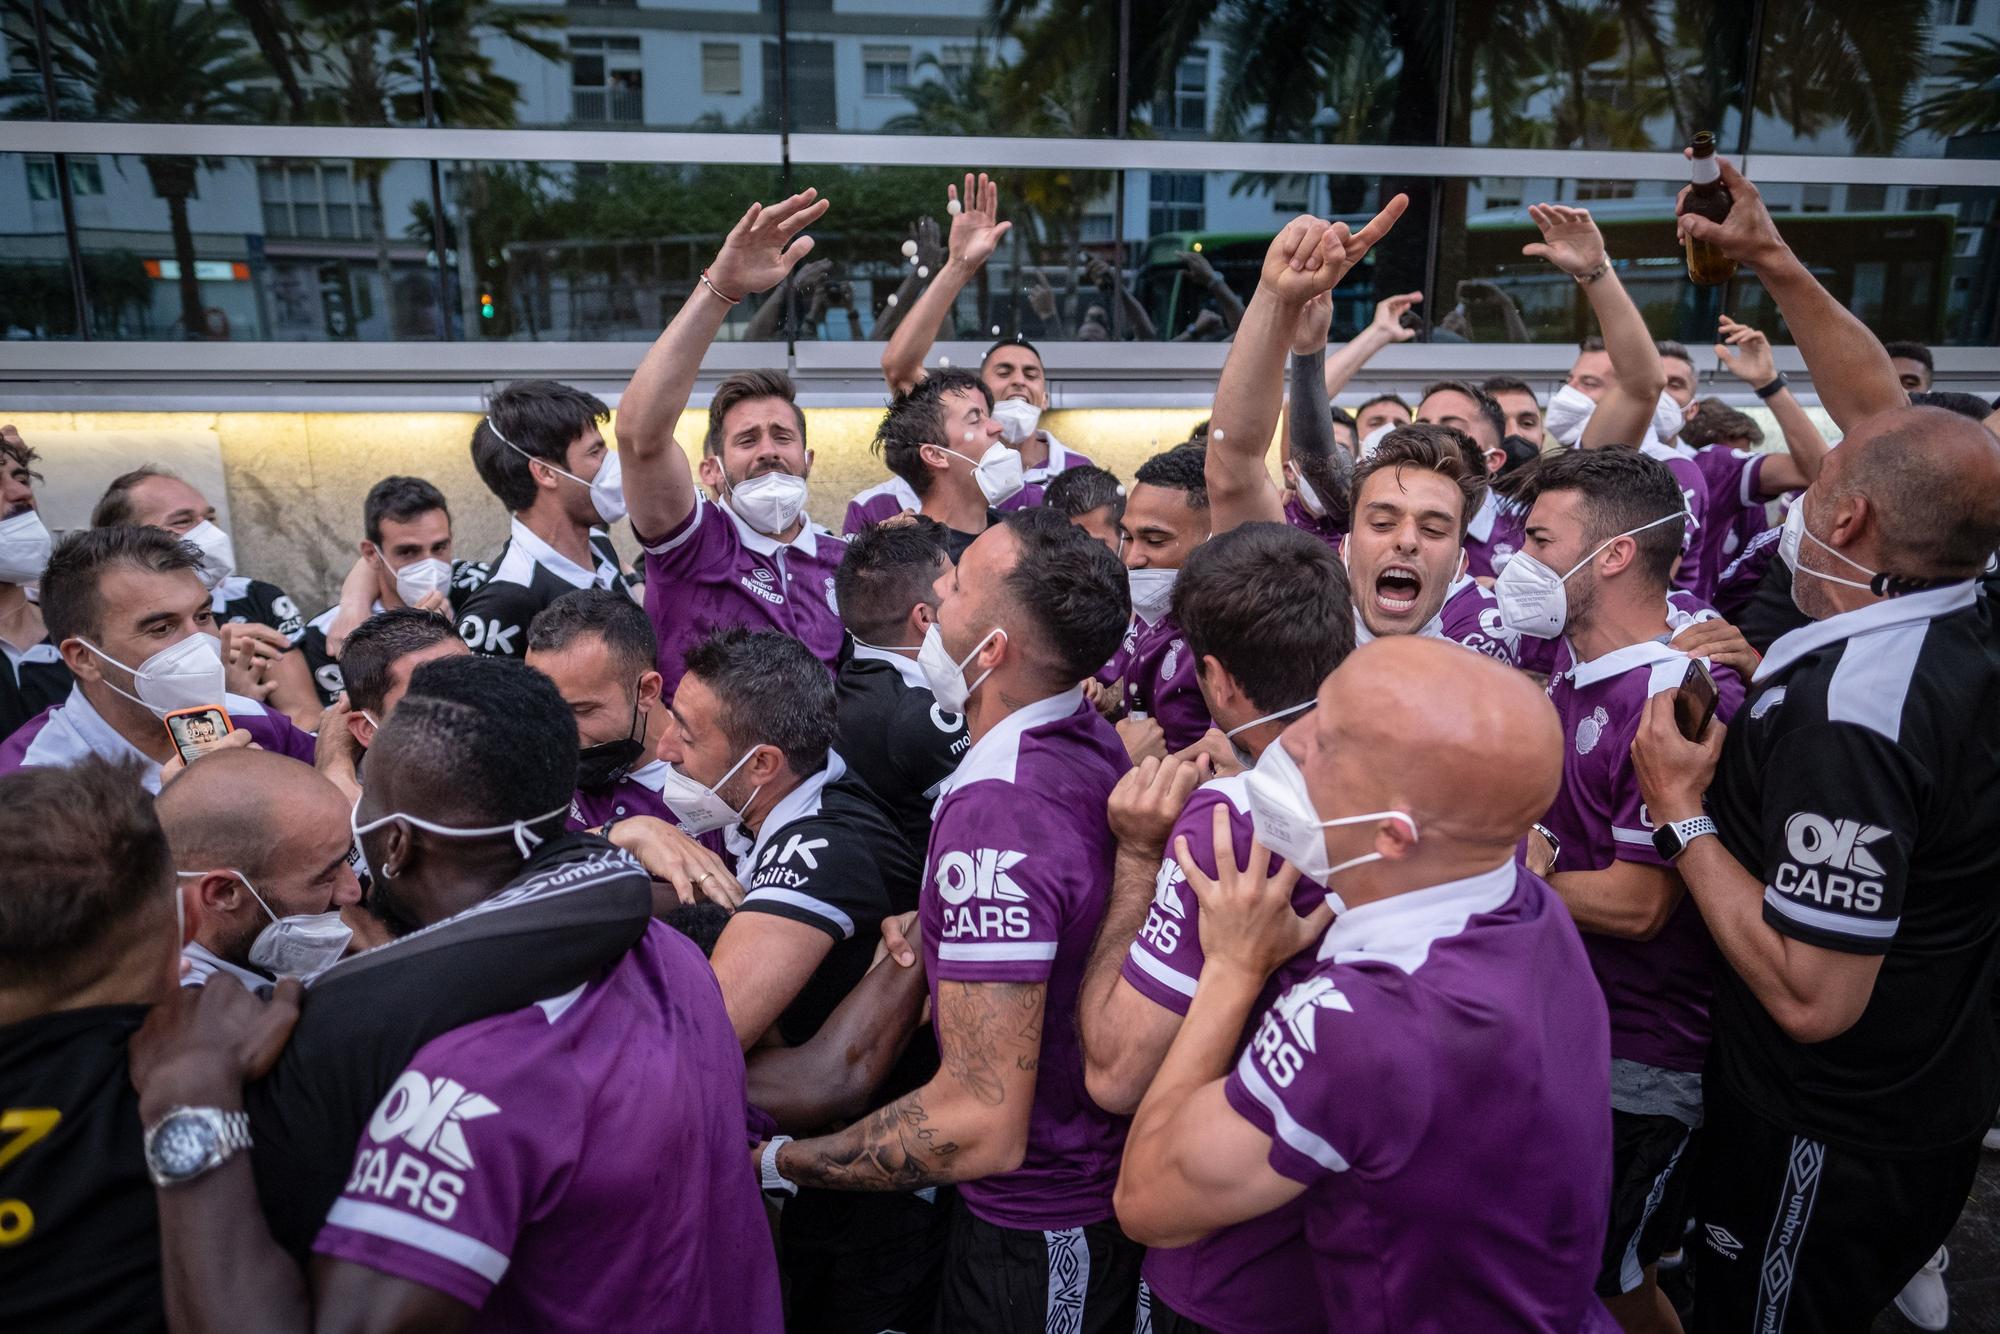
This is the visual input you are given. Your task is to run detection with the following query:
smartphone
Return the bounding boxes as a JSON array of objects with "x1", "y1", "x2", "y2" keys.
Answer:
[
  {"x1": 164, "y1": 705, "x2": 234, "y2": 766},
  {"x1": 1674, "y1": 659, "x2": 1719, "y2": 743}
]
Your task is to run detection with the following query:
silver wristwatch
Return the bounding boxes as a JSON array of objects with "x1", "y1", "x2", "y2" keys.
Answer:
[
  {"x1": 144, "y1": 1106, "x2": 253, "y2": 1188},
  {"x1": 760, "y1": 1135, "x2": 798, "y2": 1198}
]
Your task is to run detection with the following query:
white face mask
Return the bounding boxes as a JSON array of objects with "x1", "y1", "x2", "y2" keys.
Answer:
[
  {"x1": 1492, "y1": 511, "x2": 1683, "y2": 639},
  {"x1": 489, "y1": 417, "x2": 626, "y2": 525},
  {"x1": 349, "y1": 797, "x2": 571, "y2": 878},
  {"x1": 388, "y1": 556, "x2": 452, "y2": 607},
  {"x1": 654, "y1": 746, "x2": 760, "y2": 836},
  {"x1": 78, "y1": 632, "x2": 226, "y2": 717},
  {"x1": 1223, "y1": 699, "x2": 1316, "y2": 768},
  {"x1": 179, "y1": 869, "x2": 352, "y2": 978},
  {"x1": 1779, "y1": 496, "x2": 1879, "y2": 606},
  {"x1": 1544, "y1": 384, "x2": 1685, "y2": 449},
  {"x1": 1127, "y1": 566, "x2": 1178, "y2": 624},
  {"x1": 919, "y1": 623, "x2": 1002, "y2": 713},
  {"x1": 941, "y1": 441, "x2": 1026, "y2": 507},
  {"x1": 0, "y1": 509, "x2": 52, "y2": 586},
  {"x1": 1242, "y1": 741, "x2": 1416, "y2": 910},
  {"x1": 1292, "y1": 469, "x2": 1328, "y2": 520},
  {"x1": 990, "y1": 398, "x2": 1043, "y2": 446},
  {"x1": 1358, "y1": 424, "x2": 1394, "y2": 459},
  {"x1": 181, "y1": 520, "x2": 237, "y2": 590},
  {"x1": 727, "y1": 469, "x2": 811, "y2": 536}
]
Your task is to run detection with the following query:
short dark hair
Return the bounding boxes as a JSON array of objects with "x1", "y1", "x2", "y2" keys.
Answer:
[
  {"x1": 90, "y1": 466, "x2": 175, "y2": 529},
  {"x1": 1480, "y1": 375, "x2": 1537, "y2": 403},
  {"x1": 1579, "y1": 335, "x2": 1607, "y2": 354},
  {"x1": 1042, "y1": 465, "x2": 1126, "y2": 524},
  {"x1": 1883, "y1": 340, "x2": 1933, "y2": 372},
  {"x1": 982, "y1": 338, "x2": 1043, "y2": 370},
  {"x1": 0, "y1": 757, "x2": 172, "y2": 991},
  {"x1": 1185, "y1": 418, "x2": 1212, "y2": 449},
  {"x1": 836, "y1": 517, "x2": 951, "y2": 645},
  {"x1": 1655, "y1": 339, "x2": 1694, "y2": 368},
  {"x1": 1171, "y1": 522, "x2": 1354, "y2": 713},
  {"x1": 470, "y1": 379, "x2": 610, "y2": 512},
  {"x1": 383, "y1": 654, "x2": 578, "y2": 832},
  {"x1": 527, "y1": 588, "x2": 659, "y2": 683},
  {"x1": 1, "y1": 430, "x2": 40, "y2": 476},
  {"x1": 1356, "y1": 393, "x2": 1410, "y2": 422},
  {"x1": 704, "y1": 369, "x2": 807, "y2": 459},
  {"x1": 998, "y1": 508, "x2": 1130, "y2": 686},
  {"x1": 1909, "y1": 390, "x2": 1991, "y2": 422},
  {"x1": 1508, "y1": 446, "x2": 1685, "y2": 585},
  {"x1": 1132, "y1": 443, "x2": 1209, "y2": 512},
  {"x1": 1420, "y1": 379, "x2": 1507, "y2": 444},
  {"x1": 40, "y1": 525, "x2": 204, "y2": 646},
  {"x1": 340, "y1": 608, "x2": 461, "y2": 715},
  {"x1": 1350, "y1": 424, "x2": 1488, "y2": 535},
  {"x1": 1329, "y1": 405, "x2": 1357, "y2": 432},
  {"x1": 875, "y1": 369, "x2": 994, "y2": 499},
  {"x1": 1681, "y1": 399, "x2": 1765, "y2": 448},
  {"x1": 364, "y1": 476, "x2": 451, "y2": 546},
  {"x1": 681, "y1": 628, "x2": 837, "y2": 778}
]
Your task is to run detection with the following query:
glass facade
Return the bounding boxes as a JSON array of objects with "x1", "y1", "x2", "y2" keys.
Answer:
[{"x1": 2, "y1": 0, "x2": 1995, "y2": 348}]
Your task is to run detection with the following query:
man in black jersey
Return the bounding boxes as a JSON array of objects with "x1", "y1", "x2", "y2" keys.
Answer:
[
  {"x1": 0, "y1": 425, "x2": 69, "y2": 740},
  {"x1": 1634, "y1": 151, "x2": 2000, "y2": 1333},
  {"x1": 832, "y1": 516, "x2": 969, "y2": 853},
  {"x1": 0, "y1": 756, "x2": 186, "y2": 1334},
  {"x1": 456, "y1": 379, "x2": 628, "y2": 660}
]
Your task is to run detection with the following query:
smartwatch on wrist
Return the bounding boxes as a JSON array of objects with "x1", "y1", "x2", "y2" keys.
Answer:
[
  {"x1": 144, "y1": 1106, "x2": 253, "y2": 1188},
  {"x1": 1574, "y1": 258, "x2": 1612, "y2": 286},
  {"x1": 760, "y1": 1135, "x2": 798, "y2": 1198},
  {"x1": 1754, "y1": 372, "x2": 1789, "y2": 399},
  {"x1": 1652, "y1": 815, "x2": 1718, "y2": 862}
]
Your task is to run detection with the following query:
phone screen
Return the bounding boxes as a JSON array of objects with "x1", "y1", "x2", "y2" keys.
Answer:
[
  {"x1": 165, "y1": 706, "x2": 235, "y2": 767},
  {"x1": 1674, "y1": 660, "x2": 1719, "y2": 743}
]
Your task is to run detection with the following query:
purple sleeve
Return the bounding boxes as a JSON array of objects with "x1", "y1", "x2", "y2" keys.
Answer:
[
  {"x1": 638, "y1": 497, "x2": 734, "y2": 580},
  {"x1": 927, "y1": 787, "x2": 1070, "y2": 984},
  {"x1": 841, "y1": 499, "x2": 869, "y2": 536},
  {"x1": 312, "y1": 1026, "x2": 577, "y2": 1310},
  {"x1": 1667, "y1": 459, "x2": 1708, "y2": 595},
  {"x1": 1118, "y1": 791, "x2": 1233, "y2": 1016},
  {"x1": 1606, "y1": 712, "x2": 1669, "y2": 868},
  {"x1": 240, "y1": 708, "x2": 317, "y2": 766},
  {"x1": 1439, "y1": 586, "x2": 1524, "y2": 666}
]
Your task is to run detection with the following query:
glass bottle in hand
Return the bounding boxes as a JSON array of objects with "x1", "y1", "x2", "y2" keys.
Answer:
[{"x1": 1681, "y1": 132, "x2": 1738, "y2": 286}]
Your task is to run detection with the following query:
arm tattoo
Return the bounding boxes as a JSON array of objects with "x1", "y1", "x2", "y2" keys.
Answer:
[{"x1": 778, "y1": 982, "x2": 1045, "y2": 1192}]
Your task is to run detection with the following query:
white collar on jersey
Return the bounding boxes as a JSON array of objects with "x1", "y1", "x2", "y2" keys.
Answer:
[
  {"x1": 1315, "y1": 858, "x2": 1517, "y2": 973},
  {"x1": 936, "y1": 685, "x2": 1084, "y2": 800},
  {"x1": 29, "y1": 684, "x2": 271, "y2": 795},
  {"x1": 849, "y1": 640, "x2": 929, "y2": 691},
  {"x1": 720, "y1": 495, "x2": 827, "y2": 558},
  {"x1": 506, "y1": 515, "x2": 611, "y2": 590},
  {"x1": 1754, "y1": 579, "x2": 1979, "y2": 685},
  {"x1": 1466, "y1": 490, "x2": 1500, "y2": 543},
  {"x1": 1566, "y1": 637, "x2": 1689, "y2": 691},
  {"x1": 738, "y1": 750, "x2": 846, "y2": 878},
  {"x1": 1022, "y1": 431, "x2": 1074, "y2": 483},
  {"x1": 208, "y1": 576, "x2": 252, "y2": 609}
]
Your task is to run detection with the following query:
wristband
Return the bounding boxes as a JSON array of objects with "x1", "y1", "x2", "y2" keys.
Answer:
[
  {"x1": 760, "y1": 1136, "x2": 798, "y2": 1198},
  {"x1": 700, "y1": 269, "x2": 742, "y2": 306},
  {"x1": 1753, "y1": 373, "x2": 1788, "y2": 399},
  {"x1": 1574, "y1": 258, "x2": 1611, "y2": 286}
]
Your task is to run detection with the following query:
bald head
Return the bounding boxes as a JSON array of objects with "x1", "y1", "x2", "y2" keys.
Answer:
[
  {"x1": 1827, "y1": 406, "x2": 2000, "y2": 577},
  {"x1": 157, "y1": 750, "x2": 350, "y2": 881}
]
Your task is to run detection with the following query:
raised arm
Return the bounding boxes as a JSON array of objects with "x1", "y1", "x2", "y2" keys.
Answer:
[
  {"x1": 1286, "y1": 294, "x2": 1354, "y2": 531},
  {"x1": 1322, "y1": 290, "x2": 1421, "y2": 402},
  {"x1": 880, "y1": 172, "x2": 1012, "y2": 397},
  {"x1": 1180, "y1": 250, "x2": 1246, "y2": 333},
  {"x1": 617, "y1": 189, "x2": 829, "y2": 540},
  {"x1": 1207, "y1": 198, "x2": 1409, "y2": 537},
  {"x1": 1715, "y1": 314, "x2": 1827, "y2": 490},
  {"x1": 1524, "y1": 204, "x2": 1665, "y2": 449}
]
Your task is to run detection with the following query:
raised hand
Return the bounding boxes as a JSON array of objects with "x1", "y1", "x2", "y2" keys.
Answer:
[
  {"x1": 1179, "y1": 249, "x2": 1222, "y2": 290},
  {"x1": 1026, "y1": 268, "x2": 1059, "y2": 321},
  {"x1": 1107, "y1": 754, "x2": 1202, "y2": 859},
  {"x1": 1290, "y1": 291, "x2": 1333, "y2": 357},
  {"x1": 1675, "y1": 152, "x2": 1787, "y2": 269},
  {"x1": 1260, "y1": 195, "x2": 1409, "y2": 306},
  {"x1": 1521, "y1": 203, "x2": 1607, "y2": 277},
  {"x1": 707, "y1": 188, "x2": 831, "y2": 300},
  {"x1": 1368, "y1": 290, "x2": 1423, "y2": 343},
  {"x1": 1714, "y1": 314, "x2": 1777, "y2": 386},
  {"x1": 1177, "y1": 805, "x2": 1329, "y2": 979},
  {"x1": 946, "y1": 171, "x2": 1012, "y2": 267}
]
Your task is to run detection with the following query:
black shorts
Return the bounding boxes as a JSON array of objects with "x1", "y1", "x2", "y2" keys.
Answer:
[
  {"x1": 1690, "y1": 1079, "x2": 1980, "y2": 1333},
  {"x1": 1139, "y1": 1280, "x2": 1223, "y2": 1334},
  {"x1": 781, "y1": 1186, "x2": 953, "y2": 1334},
  {"x1": 936, "y1": 1194, "x2": 1143, "y2": 1334},
  {"x1": 1597, "y1": 1109, "x2": 1696, "y2": 1297}
]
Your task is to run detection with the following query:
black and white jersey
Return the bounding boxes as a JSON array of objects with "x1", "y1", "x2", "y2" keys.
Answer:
[
  {"x1": 453, "y1": 518, "x2": 622, "y2": 659},
  {"x1": 0, "y1": 1005, "x2": 163, "y2": 1334},
  {"x1": 294, "y1": 560, "x2": 491, "y2": 705},
  {"x1": 212, "y1": 576, "x2": 305, "y2": 644},
  {"x1": 941, "y1": 510, "x2": 1006, "y2": 564},
  {"x1": 835, "y1": 644, "x2": 969, "y2": 854},
  {"x1": 1, "y1": 638, "x2": 70, "y2": 744},
  {"x1": 1707, "y1": 582, "x2": 2000, "y2": 1152},
  {"x1": 729, "y1": 754, "x2": 920, "y2": 1047}
]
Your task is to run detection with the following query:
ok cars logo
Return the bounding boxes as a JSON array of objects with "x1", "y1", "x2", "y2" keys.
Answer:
[
  {"x1": 1773, "y1": 813, "x2": 1890, "y2": 914},
  {"x1": 934, "y1": 848, "x2": 1027, "y2": 905}
]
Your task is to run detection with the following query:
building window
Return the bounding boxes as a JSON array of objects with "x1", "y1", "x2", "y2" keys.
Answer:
[
  {"x1": 572, "y1": 36, "x2": 643, "y2": 123},
  {"x1": 1153, "y1": 51, "x2": 1208, "y2": 134},
  {"x1": 1801, "y1": 183, "x2": 1832, "y2": 214},
  {"x1": 1906, "y1": 186, "x2": 1941, "y2": 211},
  {"x1": 1573, "y1": 179, "x2": 1636, "y2": 201},
  {"x1": 257, "y1": 162, "x2": 374, "y2": 241},
  {"x1": 25, "y1": 155, "x2": 104, "y2": 201},
  {"x1": 1846, "y1": 183, "x2": 1888, "y2": 212},
  {"x1": 938, "y1": 44, "x2": 977, "y2": 86},
  {"x1": 1481, "y1": 176, "x2": 1524, "y2": 210},
  {"x1": 1080, "y1": 212, "x2": 1115, "y2": 243},
  {"x1": 701, "y1": 42, "x2": 742, "y2": 96},
  {"x1": 1149, "y1": 173, "x2": 1206, "y2": 234},
  {"x1": 864, "y1": 45, "x2": 911, "y2": 98}
]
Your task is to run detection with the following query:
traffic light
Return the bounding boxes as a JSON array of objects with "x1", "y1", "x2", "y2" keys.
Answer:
[{"x1": 480, "y1": 292, "x2": 496, "y2": 320}]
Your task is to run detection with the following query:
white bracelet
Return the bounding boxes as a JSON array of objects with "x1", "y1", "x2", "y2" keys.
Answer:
[{"x1": 760, "y1": 1135, "x2": 798, "y2": 1198}]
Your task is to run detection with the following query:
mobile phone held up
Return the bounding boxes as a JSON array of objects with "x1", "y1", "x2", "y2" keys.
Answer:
[
  {"x1": 1674, "y1": 659, "x2": 1719, "y2": 743},
  {"x1": 164, "y1": 705, "x2": 235, "y2": 767}
]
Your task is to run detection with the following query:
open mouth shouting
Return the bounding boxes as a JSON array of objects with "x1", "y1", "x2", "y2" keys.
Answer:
[{"x1": 1374, "y1": 564, "x2": 1424, "y2": 619}]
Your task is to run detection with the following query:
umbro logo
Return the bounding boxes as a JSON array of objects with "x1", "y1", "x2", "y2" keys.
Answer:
[
  {"x1": 1704, "y1": 1224, "x2": 1743, "y2": 1259},
  {"x1": 367, "y1": 1071, "x2": 499, "y2": 1171}
]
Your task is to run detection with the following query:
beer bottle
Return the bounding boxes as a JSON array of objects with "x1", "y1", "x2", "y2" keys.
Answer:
[{"x1": 1682, "y1": 131, "x2": 1738, "y2": 286}]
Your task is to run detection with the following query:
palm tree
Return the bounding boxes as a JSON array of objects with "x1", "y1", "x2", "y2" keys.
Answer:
[
  {"x1": 1914, "y1": 34, "x2": 2000, "y2": 141},
  {"x1": 5, "y1": 0, "x2": 269, "y2": 338}
]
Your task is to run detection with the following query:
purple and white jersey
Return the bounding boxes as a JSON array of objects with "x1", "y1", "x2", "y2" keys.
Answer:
[
  {"x1": 1282, "y1": 496, "x2": 1344, "y2": 551},
  {"x1": 0, "y1": 684, "x2": 315, "y2": 793},
  {"x1": 1117, "y1": 614, "x2": 1212, "y2": 752},
  {"x1": 1640, "y1": 442, "x2": 1710, "y2": 600},
  {"x1": 1463, "y1": 491, "x2": 1527, "y2": 580},
  {"x1": 999, "y1": 434, "x2": 1095, "y2": 512},
  {"x1": 1356, "y1": 575, "x2": 1531, "y2": 669},
  {"x1": 1693, "y1": 445, "x2": 1771, "y2": 575},
  {"x1": 1224, "y1": 863, "x2": 1617, "y2": 1334},
  {"x1": 921, "y1": 687, "x2": 1131, "y2": 1230},
  {"x1": 313, "y1": 923, "x2": 783, "y2": 1332},
  {"x1": 638, "y1": 496, "x2": 847, "y2": 701},
  {"x1": 841, "y1": 475, "x2": 921, "y2": 536},
  {"x1": 1122, "y1": 775, "x2": 1326, "y2": 1334},
  {"x1": 1540, "y1": 638, "x2": 1745, "y2": 1073},
  {"x1": 1712, "y1": 525, "x2": 1783, "y2": 621},
  {"x1": 566, "y1": 759, "x2": 730, "y2": 858}
]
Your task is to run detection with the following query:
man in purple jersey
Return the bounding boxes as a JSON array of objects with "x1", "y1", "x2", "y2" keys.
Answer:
[
  {"x1": 616, "y1": 190, "x2": 848, "y2": 700},
  {"x1": 1042, "y1": 465, "x2": 1127, "y2": 557},
  {"x1": 758, "y1": 509, "x2": 1141, "y2": 1332},
  {"x1": 1, "y1": 526, "x2": 318, "y2": 792},
  {"x1": 1116, "y1": 637, "x2": 1615, "y2": 1331},
  {"x1": 1114, "y1": 445, "x2": 1215, "y2": 752},
  {"x1": 871, "y1": 368, "x2": 1018, "y2": 559},
  {"x1": 1078, "y1": 521, "x2": 1353, "y2": 1334},
  {"x1": 1496, "y1": 448, "x2": 1746, "y2": 1333}
]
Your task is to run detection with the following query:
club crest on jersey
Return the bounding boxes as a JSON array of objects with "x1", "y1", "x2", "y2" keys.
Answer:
[
  {"x1": 823, "y1": 575, "x2": 839, "y2": 613},
  {"x1": 1160, "y1": 641, "x2": 1182, "y2": 683},
  {"x1": 1575, "y1": 705, "x2": 1610, "y2": 755}
]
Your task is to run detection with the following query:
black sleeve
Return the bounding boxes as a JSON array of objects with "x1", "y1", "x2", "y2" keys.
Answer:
[
  {"x1": 1287, "y1": 347, "x2": 1353, "y2": 530},
  {"x1": 889, "y1": 688, "x2": 969, "y2": 804},
  {"x1": 452, "y1": 580, "x2": 539, "y2": 658},
  {"x1": 250, "y1": 581, "x2": 306, "y2": 643},
  {"x1": 295, "y1": 622, "x2": 345, "y2": 706},
  {"x1": 736, "y1": 817, "x2": 893, "y2": 943},
  {"x1": 1756, "y1": 720, "x2": 1927, "y2": 955},
  {"x1": 450, "y1": 558, "x2": 492, "y2": 598}
]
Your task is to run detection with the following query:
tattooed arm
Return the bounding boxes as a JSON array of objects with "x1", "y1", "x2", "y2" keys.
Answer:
[{"x1": 773, "y1": 979, "x2": 1046, "y2": 1190}]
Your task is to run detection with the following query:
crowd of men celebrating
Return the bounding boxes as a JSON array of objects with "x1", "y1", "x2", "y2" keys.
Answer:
[{"x1": 3, "y1": 155, "x2": 1999, "y2": 1334}]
